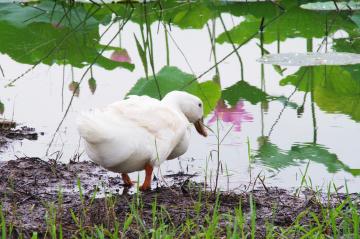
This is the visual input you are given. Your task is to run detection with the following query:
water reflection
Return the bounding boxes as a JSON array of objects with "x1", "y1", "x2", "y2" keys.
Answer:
[
  {"x1": 208, "y1": 100, "x2": 253, "y2": 132},
  {"x1": 0, "y1": 0, "x2": 360, "y2": 190},
  {"x1": 256, "y1": 137, "x2": 360, "y2": 176},
  {"x1": 280, "y1": 65, "x2": 360, "y2": 122}
]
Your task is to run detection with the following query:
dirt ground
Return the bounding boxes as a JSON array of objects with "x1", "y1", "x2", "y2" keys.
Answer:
[
  {"x1": 1, "y1": 157, "x2": 358, "y2": 238},
  {"x1": 0, "y1": 124, "x2": 359, "y2": 238}
]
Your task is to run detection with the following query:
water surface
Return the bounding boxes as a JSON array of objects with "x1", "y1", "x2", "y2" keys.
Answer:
[{"x1": 0, "y1": 0, "x2": 360, "y2": 192}]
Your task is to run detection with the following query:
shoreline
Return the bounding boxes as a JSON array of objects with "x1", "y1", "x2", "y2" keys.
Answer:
[{"x1": 1, "y1": 157, "x2": 358, "y2": 238}]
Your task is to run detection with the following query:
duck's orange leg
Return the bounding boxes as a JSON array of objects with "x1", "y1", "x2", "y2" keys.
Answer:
[
  {"x1": 140, "y1": 163, "x2": 153, "y2": 191},
  {"x1": 121, "y1": 173, "x2": 134, "y2": 187}
]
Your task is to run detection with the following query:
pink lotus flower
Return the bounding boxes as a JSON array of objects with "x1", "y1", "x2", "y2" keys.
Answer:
[
  {"x1": 51, "y1": 22, "x2": 63, "y2": 29},
  {"x1": 110, "y1": 49, "x2": 131, "y2": 63},
  {"x1": 208, "y1": 100, "x2": 253, "y2": 132}
]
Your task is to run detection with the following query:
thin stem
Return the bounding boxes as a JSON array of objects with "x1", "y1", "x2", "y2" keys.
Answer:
[
  {"x1": 164, "y1": 23, "x2": 170, "y2": 66},
  {"x1": 214, "y1": 117, "x2": 221, "y2": 195},
  {"x1": 46, "y1": 6, "x2": 134, "y2": 156},
  {"x1": 310, "y1": 68, "x2": 317, "y2": 144},
  {"x1": 144, "y1": 4, "x2": 161, "y2": 99},
  {"x1": 181, "y1": 12, "x2": 284, "y2": 90},
  {"x1": 206, "y1": 20, "x2": 220, "y2": 77},
  {"x1": 218, "y1": 14, "x2": 244, "y2": 81}
]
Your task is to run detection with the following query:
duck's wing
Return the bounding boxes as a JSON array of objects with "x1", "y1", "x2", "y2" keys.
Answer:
[
  {"x1": 107, "y1": 95, "x2": 189, "y2": 163},
  {"x1": 77, "y1": 109, "x2": 114, "y2": 144}
]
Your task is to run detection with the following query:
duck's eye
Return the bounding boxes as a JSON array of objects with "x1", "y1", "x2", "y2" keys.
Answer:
[{"x1": 198, "y1": 103, "x2": 202, "y2": 107}]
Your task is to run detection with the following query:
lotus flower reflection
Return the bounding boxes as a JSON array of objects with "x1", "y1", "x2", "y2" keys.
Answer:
[{"x1": 208, "y1": 100, "x2": 253, "y2": 131}]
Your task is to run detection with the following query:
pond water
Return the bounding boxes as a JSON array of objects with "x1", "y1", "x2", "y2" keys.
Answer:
[{"x1": 0, "y1": 0, "x2": 360, "y2": 192}]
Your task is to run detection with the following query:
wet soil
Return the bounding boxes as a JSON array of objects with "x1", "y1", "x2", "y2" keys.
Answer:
[
  {"x1": 0, "y1": 119, "x2": 39, "y2": 149},
  {"x1": 1, "y1": 157, "x2": 359, "y2": 238}
]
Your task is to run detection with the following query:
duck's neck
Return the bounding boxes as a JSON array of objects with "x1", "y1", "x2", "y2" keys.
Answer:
[
  {"x1": 162, "y1": 95, "x2": 188, "y2": 121},
  {"x1": 162, "y1": 95, "x2": 181, "y2": 111}
]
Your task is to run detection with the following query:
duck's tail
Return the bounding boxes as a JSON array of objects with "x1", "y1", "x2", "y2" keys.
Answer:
[{"x1": 77, "y1": 111, "x2": 109, "y2": 144}]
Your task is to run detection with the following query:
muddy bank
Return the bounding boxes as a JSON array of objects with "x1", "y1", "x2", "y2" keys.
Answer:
[
  {"x1": 0, "y1": 157, "x2": 359, "y2": 238},
  {"x1": 0, "y1": 120, "x2": 39, "y2": 149}
]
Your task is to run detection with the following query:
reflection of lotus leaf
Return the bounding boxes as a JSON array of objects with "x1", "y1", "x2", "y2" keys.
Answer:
[
  {"x1": 127, "y1": 66, "x2": 221, "y2": 116},
  {"x1": 333, "y1": 38, "x2": 360, "y2": 54},
  {"x1": 0, "y1": 2, "x2": 98, "y2": 28},
  {"x1": 0, "y1": 2, "x2": 134, "y2": 71},
  {"x1": 258, "y1": 53, "x2": 360, "y2": 66},
  {"x1": 222, "y1": 80, "x2": 298, "y2": 109},
  {"x1": 255, "y1": 138, "x2": 360, "y2": 176},
  {"x1": 222, "y1": 81, "x2": 268, "y2": 106},
  {"x1": 172, "y1": 3, "x2": 214, "y2": 29},
  {"x1": 280, "y1": 65, "x2": 360, "y2": 122},
  {"x1": 351, "y1": 13, "x2": 360, "y2": 28},
  {"x1": 216, "y1": 4, "x2": 357, "y2": 45},
  {"x1": 88, "y1": 1, "x2": 215, "y2": 30},
  {"x1": 218, "y1": 1, "x2": 277, "y2": 19}
]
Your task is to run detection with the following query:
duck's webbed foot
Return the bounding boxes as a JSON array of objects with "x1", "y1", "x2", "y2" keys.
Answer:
[
  {"x1": 121, "y1": 173, "x2": 135, "y2": 187},
  {"x1": 140, "y1": 163, "x2": 153, "y2": 191}
]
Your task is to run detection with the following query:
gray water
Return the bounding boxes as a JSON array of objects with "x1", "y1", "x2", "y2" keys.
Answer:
[{"x1": 0, "y1": 0, "x2": 360, "y2": 192}]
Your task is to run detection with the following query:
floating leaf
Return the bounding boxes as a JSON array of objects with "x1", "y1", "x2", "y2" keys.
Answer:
[
  {"x1": 256, "y1": 43, "x2": 287, "y2": 75},
  {"x1": 127, "y1": 66, "x2": 221, "y2": 116},
  {"x1": 300, "y1": 1, "x2": 360, "y2": 11},
  {"x1": 88, "y1": 78, "x2": 96, "y2": 95},
  {"x1": 258, "y1": 52, "x2": 360, "y2": 66}
]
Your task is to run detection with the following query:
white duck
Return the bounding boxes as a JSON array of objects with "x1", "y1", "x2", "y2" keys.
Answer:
[{"x1": 77, "y1": 91, "x2": 207, "y2": 191}]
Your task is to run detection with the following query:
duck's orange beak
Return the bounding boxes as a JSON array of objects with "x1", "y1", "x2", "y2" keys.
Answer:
[{"x1": 194, "y1": 118, "x2": 207, "y2": 137}]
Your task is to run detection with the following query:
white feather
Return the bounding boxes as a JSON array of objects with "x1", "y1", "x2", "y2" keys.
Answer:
[{"x1": 76, "y1": 92, "x2": 201, "y2": 173}]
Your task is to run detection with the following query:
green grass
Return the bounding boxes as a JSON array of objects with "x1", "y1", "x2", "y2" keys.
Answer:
[{"x1": 0, "y1": 182, "x2": 359, "y2": 239}]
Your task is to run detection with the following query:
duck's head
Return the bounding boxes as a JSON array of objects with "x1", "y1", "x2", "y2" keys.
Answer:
[{"x1": 163, "y1": 91, "x2": 207, "y2": 137}]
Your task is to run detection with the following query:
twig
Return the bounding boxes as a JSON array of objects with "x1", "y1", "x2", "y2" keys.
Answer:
[
  {"x1": 0, "y1": 64, "x2": 4, "y2": 78},
  {"x1": 181, "y1": 12, "x2": 284, "y2": 90},
  {"x1": 332, "y1": 0, "x2": 340, "y2": 11},
  {"x1": 45, "y1": 6, "x2": 134, "y2": 156},
  {"x1": 160, "y1": 21, "x2": 195, "y2": 75},
  {"x1": 218, "y1": 14, "x2": 244, "y2": 81},
  {"x1": 258, "y1": 175, "x2": 269, "y2": 193},
  {"x1": 267, "y1": 10, "x2": 341, "y2": 136}
]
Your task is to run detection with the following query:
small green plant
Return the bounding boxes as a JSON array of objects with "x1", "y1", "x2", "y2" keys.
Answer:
[{"x1": 1, "y1": 204, "x2": 6, "y2": 239}]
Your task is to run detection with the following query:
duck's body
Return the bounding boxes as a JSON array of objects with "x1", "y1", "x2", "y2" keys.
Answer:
[{"x1": 77, "y1": 91, "x2": 206, "y2": 190}]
